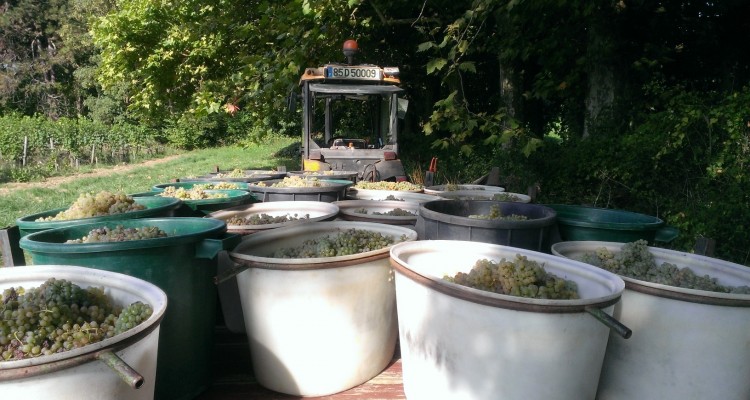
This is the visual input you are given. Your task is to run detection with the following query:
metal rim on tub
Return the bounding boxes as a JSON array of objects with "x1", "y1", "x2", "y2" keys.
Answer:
[
  {"x1": 389, "y1": 240, "x2": 625, "y2": 313},
  {"x1": 206, "y1": 201, "x2": 340, "y2": 231},
  {"x1": 224, "y1": 221, "x2": 417, "y2": 272},
  {"x1": 334, "y1": 200, "x2": 418, "y2": 225}
]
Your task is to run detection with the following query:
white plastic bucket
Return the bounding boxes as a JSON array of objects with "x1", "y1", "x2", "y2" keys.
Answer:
[
  {"x1": 438, "y1": 190, "x2": 531, "y2": 203},
  {"x1": 333, "y1": 199, "x2": 419, "y2": 225},
  {"x1": 210, "y1": 201, "x2": 340, "y2": 334},
  {"x1": 0, "y1": 265, "x2": 167, "y2": 399},
  {"x1": 390, "y1": 240, "x2": 627, "y2": 400},
  {"x1": 423, "y1": 184, "x2": 505, "y2": 196},
  {"x1": 552, "y1": 241, "x2": 750, "y2": 400},
  {"x1": 226, "y1": 221, "x2": 418, "y2": 396}
]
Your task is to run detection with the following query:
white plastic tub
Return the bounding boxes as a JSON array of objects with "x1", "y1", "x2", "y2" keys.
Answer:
[
  {"x1": 423, "y1": 184, "x2": 505, "y2": 195},
  {"x1": 552, "y1": 241, "x2": 750, "y2": 400},
  {"x1": 439, "y1": 190, "x2": 531, "y2": 203},
  {"x1": 226, "y1": 221, "x2": 418, "y2": 396},
  {"x1": 346, "y1": 189, "x2": 438, "y2": 204},
  {"x1": 0, "y1": 265, "x2": 167, "y2": 399},
  {"x1": 206, "y1": 201, "x2": 340, "y2": 234},
  {"x1": 390, "y1": 240, "x2": 627, "y2": 400},
  {"x1": 210, "y1": 201, "x2": 340, "y2": 333},
  {"x1": 333, "y1": 200, "x2": 419, "y2": 225}
]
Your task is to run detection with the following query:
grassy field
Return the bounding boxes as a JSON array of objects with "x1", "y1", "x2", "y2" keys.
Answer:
[{"x1": 0, "y1": 135, "x2": 298, "y2": 228}]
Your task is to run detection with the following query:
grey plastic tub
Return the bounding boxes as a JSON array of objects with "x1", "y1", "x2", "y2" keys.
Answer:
[
  {"x1": 415, "y1": 200, "x2": 557, "y2": 252},
  {"x1": 247, "y1": 179, "x2": 352, "y2": 202}
]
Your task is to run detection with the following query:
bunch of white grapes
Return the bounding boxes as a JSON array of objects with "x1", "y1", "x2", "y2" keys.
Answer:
[
  {"x1": 190, "y1": 182, "x2": 241, "y2": 190},
  {"x1": 444, "y1": 255, "x2": 580, "y2": 299},
  {"x1": 491, "y1": 193, "x2": 522, "y2": 202},
  {"x1": 578, "y1": 240, "x2": 750, "y2": 294},
  {"x1": 37, "y1": 191, "x2": 145, "y2": 221},
  {"x1": 0, "y1": 278, "x2": 152, "y2": 360},
  {"x1": 468, "y1": 204, "x2": 528, "y2": 221},
  {"x1": 226, "y1": 213, "x2": 310, "y2": 225},
  {"x1": 355, "y1": 181, "x2": 423, "y2": 191},
  {"x1": 272, "y1": 228, "x2": 402, "y2": 258},
  {"x1": 159, "y1": 186, "x2": 229, "y2": 200},
  {"x1": 354, "y1": 208, "x2": 416, "y2": 216},
  {"x1": 65, "y1": 225, "x2": 168, "y2": 243}
]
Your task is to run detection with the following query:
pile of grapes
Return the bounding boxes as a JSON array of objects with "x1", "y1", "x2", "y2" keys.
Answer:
[
  {"x1": 354, "y1": 181, "x2": 423, "y2": 191},
  {"x1": 227, "y1": 213, "x2": 310, "y2": 226},
  {"x1": 159, "y1": 186, "x2": 229, "y2": 200},
  {"x1": 354, "y1": 207, "x2": 416, "y2": 217},
  {"x1": 190, "y1": 182, "x2": 241, "y2": 190},
  {"x1": 253, "y1": 176, "x2": 327, "y2": 188},
  {"x1": 215, "y1": 169, "x2": 274, "y2": 179},
  {"x1": 468, "y1": 204, "x2": 528, "y2": 221},
  {"x1": 444, "y1": 255, "x2": 580, "y2": 299},
  {"x1": 0, "y1": 278, "x2": 152, "y2": 360},
  {"x1": 214, "y1": 168, "x2": 247, "y2": 178},
  {"x1": 36, "y1": 191, "x2": 145, "y2": 222},
  {"x1": 491, "y1": 193, "x2": 522, "y2": 202},
  {"x1": 272, "y1": 228, "x2": 403, "y2": 258},
  {"x1": 578, "y1": 240, "x2": 750, "y2": 294},
  {"x1": 382, "y1": 195, "x2": 405, "y2": 201},
  {"x1": 66, "y1": 225, "x2": 168, "y2": 243}
]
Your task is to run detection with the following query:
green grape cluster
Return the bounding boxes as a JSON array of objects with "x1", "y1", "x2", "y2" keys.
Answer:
[
  {"x1": 444, "y1": 256, "x2": 580, "y2": 299},
  {"x1": 114, "y1": 302, "x2": 153, "y2": 335},
  {"x1": 382, "y1": 195, "x2": 405, "y2": 201},
  {"x1": 491, "y1": 193, "x2": 522, "y2": 202},
  {"x1": 159, "y1": 186, "x2": 229, "y2": 200},
  {"x1": 189, "y1": 182, "x2": 240, "y2": 190},
  {"x1": 468, "y1": 204, "x2": 528, "y2": 221},
  {"x1": 355, "y1": 208, "x2": 416, "y2": 216},
  {"x1": 272, "y1": 228, "x2": 400, "y2": 258},
  {"x1": 354, "y1": 181, "x2": 423, "y2": 191},
  {"x1": 65, "y1": 225, "x2": 168, "y2": 243},
  {"x1": 36, "y1": 191, "x2": 145, "y2": 221},
  {"x1": 0, "y1": 278, "x2": 152, "y2": 361},
  {"x1": 216, "y1": 169, "x2": 274, "y2": 179},
  {"x1": 271, "y1": 176, "x2": 323, "y2": 188},
  {"x1": 215, "y1": 168, "x2": 246, "y2": 178},
  {"x1": 578, "y1": 240, "x2": 750, "y2": 294},
  {"x1": 227, "y1": 213, "x2": 310, "y2": 225}
]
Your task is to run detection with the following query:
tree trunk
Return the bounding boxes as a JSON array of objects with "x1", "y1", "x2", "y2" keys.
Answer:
[{"x1": 584, "y1": 7, "x2": 616, "y2": 139}]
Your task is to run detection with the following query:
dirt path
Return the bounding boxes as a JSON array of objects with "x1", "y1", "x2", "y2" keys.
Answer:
[{"x1": 0, "y1": 154, "x2": 183, "y2": 196}]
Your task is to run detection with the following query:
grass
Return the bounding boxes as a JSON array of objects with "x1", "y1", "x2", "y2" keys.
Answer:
[{"x1": 0, "y1": 135, "x2": 299, "y2": 229}]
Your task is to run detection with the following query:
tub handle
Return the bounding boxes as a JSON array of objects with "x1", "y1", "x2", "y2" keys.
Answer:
[
  {"x1": 195, "y1": 233, "x2": 242, "y2": 259},
  {"x1": 585, "y1": 306, "x2": 632, "y2": 339},
  {"x1": 97, "y1": 350, "x2": 144, "y2": 389},
  {"x1": 214, "y1": 260, "x2": 247, "y2": 285}
]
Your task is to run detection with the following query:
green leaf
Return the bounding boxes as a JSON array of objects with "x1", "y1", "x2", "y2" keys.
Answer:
[
  {"x1": 458, "y1": 61, "x2": 476, "y2": 73},
  {"x1": 426, "y1": 58, "x2": 448, "y2": 74},
  {"x1": 417, "y1": 41, "x2": 435, "y2": 52}
]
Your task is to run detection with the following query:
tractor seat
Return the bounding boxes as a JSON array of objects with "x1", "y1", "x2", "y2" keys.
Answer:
[{"x1": 331, "y1": 138, "x2": 367, "y2": 149}]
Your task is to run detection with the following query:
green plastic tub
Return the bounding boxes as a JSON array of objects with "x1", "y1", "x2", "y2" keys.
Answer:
[
  {"x1": 545, "y1": 204, "x2": 678, "y2": 244},
  {"x1": 134, "y1": 189, "x2": 258, "y2": 217},
  {"x1": 18, "y1": 217, "x2": 240, "y2": 400},
  {"x1": 15, "y1": 196, "x2": 182, "y2": 237}
]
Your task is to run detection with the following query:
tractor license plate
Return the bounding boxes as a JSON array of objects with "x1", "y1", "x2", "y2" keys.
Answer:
[{"x1": 325, "y1": 66, "x2": 382, "y2": 81}]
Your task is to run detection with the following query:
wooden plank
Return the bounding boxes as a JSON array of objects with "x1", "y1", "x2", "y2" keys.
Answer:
[{"x1": 1, "y1": 226, "x2": 25, "y2": 267}]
